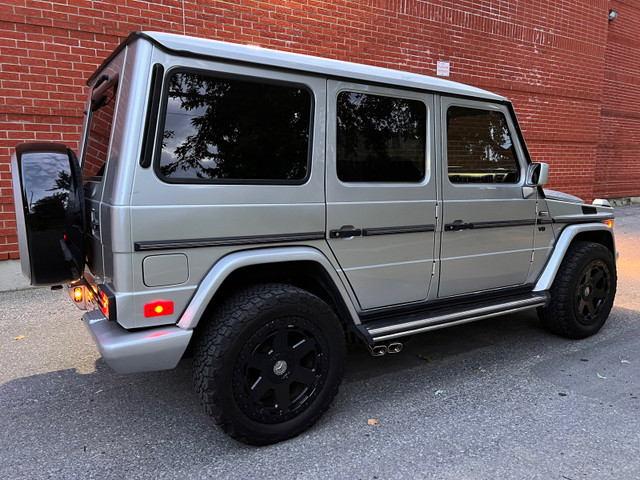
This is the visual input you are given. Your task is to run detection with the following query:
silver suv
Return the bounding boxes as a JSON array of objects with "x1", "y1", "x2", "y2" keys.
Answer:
[{"x1": 11, "y1": 32, "x2": 617, "y2": 445}]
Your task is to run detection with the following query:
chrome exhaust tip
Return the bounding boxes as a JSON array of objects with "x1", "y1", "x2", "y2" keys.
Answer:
[
  {"x1": 387, "y1": 342, "x2": 403, "y2": 354},
  {"x1": 369, "y1": 345, "x2": 388, "y2": 356}
]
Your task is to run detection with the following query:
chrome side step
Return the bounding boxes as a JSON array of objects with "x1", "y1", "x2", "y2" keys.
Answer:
[{"x1": 361, "y1": 292, "x2": 548, "y2": 344}]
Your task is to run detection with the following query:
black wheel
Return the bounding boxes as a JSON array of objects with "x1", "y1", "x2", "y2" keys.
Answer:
[
  {"x1": 539, "y1": 241, "x2": 616, "y2": 339},
  {"x1": 193, "y1": 284, "x2": 346, "y2": 445}
]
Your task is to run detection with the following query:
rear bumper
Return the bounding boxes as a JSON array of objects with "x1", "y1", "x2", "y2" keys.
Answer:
[{"x1": 83, "y1": 310, "x2": 192, "y2": 374}]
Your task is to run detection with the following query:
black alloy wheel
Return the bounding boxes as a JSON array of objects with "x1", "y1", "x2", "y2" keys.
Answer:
[
  {"x1": 193, "y1": 283, "x2": 346, "y2": 445},
  {"x1": 574, "y1": 259, "x2": 611, "y2": 325},
  {"x1": 233, "y1": 317, "x2": 329, "y2": 424},
  {"x1": 539, "y1": 241, "x2": 617, "y2": 339}
]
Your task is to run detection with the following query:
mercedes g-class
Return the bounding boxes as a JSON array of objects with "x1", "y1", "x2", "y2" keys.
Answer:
[{"x1": 11, "y1": 31, "x2": 617, "y2": 445}]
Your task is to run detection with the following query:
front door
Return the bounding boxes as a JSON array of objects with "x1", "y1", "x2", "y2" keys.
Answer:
[
  {"x1": 325, "y1": 80, "x2": 437, "y2": 310},
  {"x1": 438, "y1": 97, "x2": 537, "y2": 298}
]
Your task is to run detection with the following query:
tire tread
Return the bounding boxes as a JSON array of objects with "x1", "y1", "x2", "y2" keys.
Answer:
[
  {"x1": 192, "y1": 283, "x2": 346, "y2": 445},
  {"x1": 540, "y1": 241, "x2": 616, "y2": 339}
]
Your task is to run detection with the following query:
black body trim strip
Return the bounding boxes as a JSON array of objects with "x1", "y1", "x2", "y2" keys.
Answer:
[
  {"x1": 552, "y1": 215, "x2": 614, "y2": 224},
  {"x1": 444, "y1": 219, "x2": 536, "y2": 231},
  {"x1": 135, "y1": 231, "x2": 325, "y2": 251},
  {"x1": 331, "y1": 224, "x2": 435, "y2": 239},
  {"x1": 363, "y1": 224, "x2": 435, "y2": 236},
  {"x1": 472, "y1": 219, "x2": 537, "y2": 229}
]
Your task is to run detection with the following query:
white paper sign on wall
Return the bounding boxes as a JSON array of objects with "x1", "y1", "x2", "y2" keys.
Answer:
[{"x1": 437, "y1": 61, "x2": 450, "y2": 77}]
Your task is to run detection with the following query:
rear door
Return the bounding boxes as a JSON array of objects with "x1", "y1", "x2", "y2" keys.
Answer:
[
  {"x1": 325, "y1": 80, "x2": 437, "y2": 310},
  {"x1": 81, "y1": 56, "x2": 123, "y2": 279},
  {"x1": 438, "y1": 97, "x2": 536, "y2": 297}
]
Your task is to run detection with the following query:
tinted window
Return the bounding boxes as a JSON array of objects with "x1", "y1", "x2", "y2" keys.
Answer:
[
  {"x1": 447, "y1": 106, "x2": 520, "y2": 184},
  {"x1": 158, "y1": 71, "x2": 312, "y2": 182},
  {"x1": 337, "y1": 91, "x2": 426, "y2": 182},
  {"x1": 83, "y1": 82, "x2": 117, "y2": 179}
]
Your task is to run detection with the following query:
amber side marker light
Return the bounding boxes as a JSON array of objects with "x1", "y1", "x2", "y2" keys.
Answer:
[
  {"x1": 144, "y1": 300, "x2": 174, "y2": 318},
  {"x1": 604, "y1": 219, "x2": 614, "y2": 228},
  {"x1": 73, "y1": 286, "x2": 83, "y2": 303}
]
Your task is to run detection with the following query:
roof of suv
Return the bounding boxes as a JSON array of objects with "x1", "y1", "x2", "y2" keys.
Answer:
[{"x1": 93, "y1": 31, "x2": 507, "y2": 102}]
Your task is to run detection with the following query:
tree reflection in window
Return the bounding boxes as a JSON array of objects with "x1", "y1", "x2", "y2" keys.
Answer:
[
  {"x1": 159, "y1": 72, "x2": 311, "y2": 182},
  {"x1": 447, "y1": 107, "x2": 520, "y2": 184},
  {"x1": 337, "y1": 91, "x2": 426, "y2": 182}
]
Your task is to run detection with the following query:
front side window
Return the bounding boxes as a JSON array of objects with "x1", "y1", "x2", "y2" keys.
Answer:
[
  {"x1": 337, "y1": 91, "x2": 426, "y2": 182},
  {"x1": 158, "y1": 71, "x2": 312, "y2": 183},
  {"x1": 83, "y1": 80, "x2": 117, "y2": 179},
  {"x1": 446, "y1": 106, "x2": 520, "y2": 184}
]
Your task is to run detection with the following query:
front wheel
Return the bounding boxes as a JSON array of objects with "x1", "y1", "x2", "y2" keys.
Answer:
[
  {"x1": 539, "y1": 241, "x2": 616, "y2": 339},
  {"x1": 193, "y1": 284, "x2": 346, "y2": 445}
]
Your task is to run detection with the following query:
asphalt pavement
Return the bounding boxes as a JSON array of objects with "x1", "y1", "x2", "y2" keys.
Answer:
[{"x1": 1, "y1": 206, "x2": 639, "y2": 479}]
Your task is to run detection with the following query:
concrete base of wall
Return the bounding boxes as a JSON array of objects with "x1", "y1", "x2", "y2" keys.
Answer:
[
  {"x1": 609, "y1": 197, "x2": 640, "y2": 206},
  {"x1": 0, "y1": 259, "x2": 33, "y2": 293}
]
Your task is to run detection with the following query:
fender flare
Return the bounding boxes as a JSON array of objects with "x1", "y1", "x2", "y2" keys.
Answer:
[
  {"x1": 534, "y1": 223, "x2": 616, "y2": 292},
  {"x1": 176, "y1": 246, "x2": 360, "y2": 330}
]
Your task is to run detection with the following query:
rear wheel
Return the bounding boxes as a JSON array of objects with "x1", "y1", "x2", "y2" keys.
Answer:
[
  {"x1": 539, "y1": 241, "x2": 616, "y2": 339},
  {"x1": 193, "y1": 283, "x2": 346, "y2": 445}
]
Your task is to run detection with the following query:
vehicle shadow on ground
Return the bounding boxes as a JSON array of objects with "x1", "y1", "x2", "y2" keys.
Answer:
[{"x1": 0, "y1": 305, "x2": 636, "y2": 474}]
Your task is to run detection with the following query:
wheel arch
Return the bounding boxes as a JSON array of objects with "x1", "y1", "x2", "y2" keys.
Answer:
[
  {"x1": 177, "y1": 246, "x2": 360, "y2": 332},
  {"x1": 534, "y1": 223, "x2": 616, "y2": 292}
]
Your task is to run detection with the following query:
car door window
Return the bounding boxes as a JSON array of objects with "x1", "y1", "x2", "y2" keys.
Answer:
[
  {"x1": 337, "y1": 91, "x2": 426, "y2": 182},
  {"x1": 447, "y1": 106, "x2": 520, "y2": 184}
]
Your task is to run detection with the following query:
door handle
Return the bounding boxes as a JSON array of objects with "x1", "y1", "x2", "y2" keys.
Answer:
[
  {"x1": 329, "y1": 226, "x2": 362, "y2": 238},
  {"x1": 444, "y1": 220, "x2": 474, "y2": 232}
]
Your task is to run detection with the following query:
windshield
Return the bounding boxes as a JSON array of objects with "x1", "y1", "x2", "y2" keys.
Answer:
[{"x1": 83, "y1": 78, "x2": 118, "y2": 180}]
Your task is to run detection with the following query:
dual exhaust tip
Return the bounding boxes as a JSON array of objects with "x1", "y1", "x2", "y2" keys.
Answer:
[{"x1": 369, "y1": 342, "x2": 403, "y2": 356}]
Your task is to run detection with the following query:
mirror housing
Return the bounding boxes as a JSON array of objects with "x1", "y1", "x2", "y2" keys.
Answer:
[{"x1": 525, "y1": 162, "x2": 549, "y2": 187}]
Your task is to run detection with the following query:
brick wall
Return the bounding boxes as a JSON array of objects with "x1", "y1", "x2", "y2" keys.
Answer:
[
  {"x1": 0, "y1": 0, "x2": 637, "y2": 259},
  {"x1": 594, "y1": 0, "x2": 640, "y2": 199}
]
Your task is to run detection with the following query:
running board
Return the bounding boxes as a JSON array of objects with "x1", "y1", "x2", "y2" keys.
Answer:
[{"x1": 359, "y1": 292, "x2": 549, "y2": 344}]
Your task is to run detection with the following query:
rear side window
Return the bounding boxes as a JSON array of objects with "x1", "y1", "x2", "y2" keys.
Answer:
[
  {"x1": 158, "y1": 71, "x2": 312, "y2": 183},
  {"x1": 83, "y1": 80, "x2": 118, "y2": 179},
  {"x1": 337, "y1": 91, "x2": 426, "y2": 183},
  {"x1": 446, "y1": 106, "x2": 520, "y2": 184}
]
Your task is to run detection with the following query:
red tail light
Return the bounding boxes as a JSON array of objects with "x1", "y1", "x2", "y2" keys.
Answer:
[
  {"x1": 100, "y1": 291, "x2": 109, "y2": 318},
  {"x1": 94, "y1": 284, "x2": 116, "y2": 321}
]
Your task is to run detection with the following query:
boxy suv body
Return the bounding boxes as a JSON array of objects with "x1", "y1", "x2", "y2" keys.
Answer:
[{"x1": 11, "y1": 32, "x2": 617, "y2": 445}]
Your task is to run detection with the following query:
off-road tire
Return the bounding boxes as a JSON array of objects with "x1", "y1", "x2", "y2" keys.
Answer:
[
  {"x1": 193, "y1": 283, "x2": 346, "y2": 445},
  {"x1": 539, "y1": 241, "x2": 616, "y2": 339}
]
